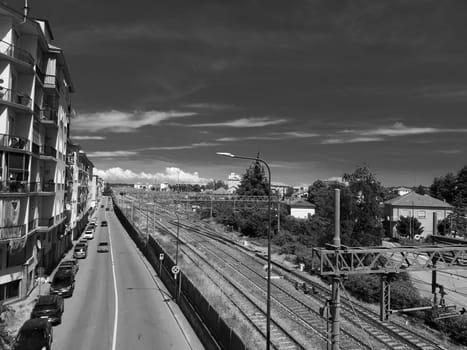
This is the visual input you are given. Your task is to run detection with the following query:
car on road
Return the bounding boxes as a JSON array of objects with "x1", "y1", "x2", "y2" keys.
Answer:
[
  {"x1": 83, "y1": 228, "x2": 94, "y2": 240},
  {"x1": 58, "y1": 259, "x2": 79, "y2": 276},
  {"x1": 101, "y1": 220, "x2": 108, "y2": 227},
  {"x1": 50, "y1": 271, "x2": 75, "y2": 298},
  {"x1": 30, "y1": 295, "x2": 64, "y2": 325},
  {"x1": 101, "y1": 204, "x2": 104, "y2": 208},
  {"x1": 97, "y1": 241, "x2": 110, "y2": 253},
  {"x1": 73, "y1": 243, "x2": 87, "y2": 259},
  {"x1": 106, "y1": 207, "x2": 110, "y2": 211},
  {"x1": 12, "y1": 318, "x2": 53, "y2": 350}
]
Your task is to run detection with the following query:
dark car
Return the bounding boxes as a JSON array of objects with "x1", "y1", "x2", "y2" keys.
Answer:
[
  {"x1": 30, "y1": 295, "x2": 64, "y2": 325},
  {"x1": 97, "y1": 241, "x2": 109, "y2": 253},
  {"x1": 73, "y1": 242, "x2": 88, "y2": 259},
  {"x1": 12, "y1": 318, "x2": 53, "y2": 350},
  {"x1": 101, "y1": 204, "x2": 104, "y2": 208},
  {"x1": 58, "y1": 259, "x2": 79, "y2": 276},
  {"x1": 50, "y1": 271, "x2": 75, "y2": 297},
  {"x1": 101, "y1": 220, "x2": 108, "y2": 227}
]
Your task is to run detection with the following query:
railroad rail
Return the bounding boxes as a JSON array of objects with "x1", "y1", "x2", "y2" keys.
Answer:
[{"x1": 116, "y1": 196, "x2": 450, "y2": 349}]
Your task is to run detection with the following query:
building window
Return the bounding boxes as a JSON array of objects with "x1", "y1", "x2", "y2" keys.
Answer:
[
  {"x1": 417, "y1": 211, "x2": 426, "y2": 219},
  {"x1": 0, "y1": 280, "x2": 20, "y2": 301}
]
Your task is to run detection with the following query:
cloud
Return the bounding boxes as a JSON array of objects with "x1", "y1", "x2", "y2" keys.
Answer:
[
  {"x1": 183, "y1": 103, "x2": 234, "y2": 110},
  {"x1": 215, "y1": 131, "x2": 318, "y2": 142},
  {"x1": 142, "y1": 142, "x2": 219, "y2": 151},
  {"x1": 87, "y1": 150, "x2": 138, "y2": 158},
  {"x1": 94, "y1": 166, "x2": 211, "y2": 184},
  {"x1": 73, "y1": 110, "x2": 197, "y2": 133},
  {"x1": 341, "y1": 122, "x2": 467, "y2": 137},
  {"x1": 71, "y1": 135, "x2": 106, "y2": 140},
  {"x1": 322, "y1": 137, "x2": 385, "y2": 144},
  {"x1": 435, "y1": 149, "x2": 462, "y2": 154},
  {"x1": 187, "y1": 117, "x2": 287, "y2": 128}
]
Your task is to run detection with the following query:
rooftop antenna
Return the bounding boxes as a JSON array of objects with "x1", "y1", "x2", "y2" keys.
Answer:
[{"x1": 23, "y1": 0, "x2": 29, "y2": 22}]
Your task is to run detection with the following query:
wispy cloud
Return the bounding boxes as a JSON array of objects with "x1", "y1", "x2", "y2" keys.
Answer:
[
  {"x1": 183, "y1": 103, "x2": 234, "y2": 110},
  {"x1": 73, "y1": 110, "x2": 197, "y2": 133},
  {"x1": 187, "y1": 117, "x2": 287, "y2": 128},
  {"x1": 142, "y1": 142, "x2": 219, "y2": 151},
  {"x1": 340, "y1": 122, "x2": 467, "y2": 137},
  {"x1": 87, "y1": 150, "x2": 138, "y2": 158},
  {"x1": 435, "y1": 149, "x2": 462, "y2": 154},
  {"x1": 322, "y1": 137, "x2": 384, "y2": 144},
  {"x1": 71, "y1": 135, "x2": 106, "y2": 140},
  {"x1": 215, "y1": 131, "x2": 318, "y2": 142},
  {"x1": 94, "y1": 166, "x2": 211, "y2": 184}
]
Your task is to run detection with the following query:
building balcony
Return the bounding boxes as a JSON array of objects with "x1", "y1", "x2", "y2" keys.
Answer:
[
  {"x1": 0, "y1": 224, "x2": 26, "y2": 241},
  {"x1": 39, "y1": 145, "x2": 57, "y2": 159},
  {"x1": 0, "y1": 87, "x2": 32, "y2": 110},
  {"x1": 0, "y1": 180, "x2": 29, "y2": 194},
  {"x1": 39, "y1": 107, "x2": 58, "y2": 126},
  {"x1": 0, "y1": 134, "x2": 30, "y2": 152},
  {"x1": 31, "y1": 142, "x2": 40, "y2": 155},
  {"x1": 44, "y1": 75, "x2": 61, "y2": 93},
  {"x1": 37, "y1": 217, "x2": 54, "y2": 228},
  {"x1": 0, "y1": 40, "x2": 34, "y2": 66}
]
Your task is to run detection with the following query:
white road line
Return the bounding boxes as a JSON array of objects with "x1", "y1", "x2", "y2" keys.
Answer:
[{"x1": 107, "y1": 212, "x2": 119, "y2": 350}]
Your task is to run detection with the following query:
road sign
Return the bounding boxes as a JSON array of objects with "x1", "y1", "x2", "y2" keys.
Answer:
[
  {"x1": 171, "y1": 265, "x2": 180, "y2": 275},
  {"x1": 159, "y1": 253, "x2": 164, "y2": 261}
]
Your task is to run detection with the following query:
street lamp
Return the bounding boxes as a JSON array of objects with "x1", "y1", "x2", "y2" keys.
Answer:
[{"x1": 216, "y1": 151, "x2": 272, "y2": 350}]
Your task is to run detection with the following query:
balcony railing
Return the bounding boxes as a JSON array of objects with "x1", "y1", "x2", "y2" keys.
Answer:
[
  {"x1": 38, "y1": 217, "x2": 54, "y2": 228},
  {"x1": 39, "y1": 107, "x2": 58, "y2": 124},
  {"x1": 0, "y1": 224, "x2": 26, "y2": 240},
  {"x1": 41, "y1": 182, "x2": 56, "y2": 192},
  {"x1": 39, "y1": 145, "x2": 57, "y2": 158},
  {"x1": 0, "y1": 180, "x2": 29, "y2": 193},
  {"x1": 0, "y1": 87, "x2": 32, "y2": 108},
  {"x1": 32, "y1": 142, "x2": 40, "y2": 155},
  {"x1": 0, "y1": 134, "x2": 30, "y2": 151},
  {"x1": 28, "y1": 219, "x2": 37, "y2": 232},
  {"x1": 44, "y1": 75, "x2": 60, "y2": 92},
  {"x1": 0, "y1": 40, "x2": 34, "y2": 65}
]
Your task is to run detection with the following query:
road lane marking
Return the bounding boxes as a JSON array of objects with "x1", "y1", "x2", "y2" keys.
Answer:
[{"x1": 107, "y1": 212, "x2": 119, "y2": 350}]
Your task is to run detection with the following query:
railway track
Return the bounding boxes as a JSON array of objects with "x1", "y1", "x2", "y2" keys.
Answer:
[{"x1": 118, "y1": 196, "x2": 450, "y2": 350}]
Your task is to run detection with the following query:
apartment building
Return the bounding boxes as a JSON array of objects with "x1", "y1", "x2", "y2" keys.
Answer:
[
  {"x1": 0, "y1": 4, "x2": 75, "y2": 301},
  {"x1": 65, "y1": 143, "x2": 94, "y2": 240}
]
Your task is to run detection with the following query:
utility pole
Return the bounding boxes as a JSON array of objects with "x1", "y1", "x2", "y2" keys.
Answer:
[{"x1": 330, "y1": 189, "x2": 341, "y2": 350}]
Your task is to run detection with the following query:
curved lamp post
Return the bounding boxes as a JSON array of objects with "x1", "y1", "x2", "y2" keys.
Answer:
[{"x1": 216, "y1": 152, "x2": 272, "y2": 350}]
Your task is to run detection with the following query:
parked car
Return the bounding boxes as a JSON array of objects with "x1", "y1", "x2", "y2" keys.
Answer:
[
  {"x1": 106, "y1": 207, "x2": 110, "y2": 211},
  {"x1": 97, "y1": 241, "x2": 109, "y2": 253},
  {"x1": 11, "y1": 318, "x2": 53, "y2": 350},
  {"x1": 30, "y1": 295, "x2": 64, "y2": 325},
  {"x1": 101, "y1": 204, "x2": 104, "y2": 208},
  {"x1": 101, "y1": 220, "x2": 108, "y2": 227},
  {"x1": 58, "y1": 259, "x2": 79, "y2": 276},
  {"x1": 83, "y1": 228, "x2": 94, "y2": 240},
  {"x1": 73, "y1": 243, "x2": 87, "y2": 259},
  {"x1": 50, "y1": 270, "x2": 75, "y2": 297}
]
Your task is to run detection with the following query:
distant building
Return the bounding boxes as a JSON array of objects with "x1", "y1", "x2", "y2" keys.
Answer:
[
  {"x1": 394, "y1": 186, "x2": 412, "y2": 196},
  {"x1": 384, "y1": 192, "x2": 453, "y2": 238},
  {"x1": 288, "y1": 199, "x2": 316, "y2": 219},
  {"x1": 227, "y1": 172, "x2": 240, "y2": 193},
  {"x1": 154, "y1": 183, "x2": 169, "y2": 191}
]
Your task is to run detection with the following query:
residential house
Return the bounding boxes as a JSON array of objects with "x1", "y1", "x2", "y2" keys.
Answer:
[{"x1": 384, "y1": 192, "x2": 453, "y2": 238}]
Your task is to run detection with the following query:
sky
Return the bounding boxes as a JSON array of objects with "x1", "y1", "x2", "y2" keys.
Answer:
[{"x1": 14, "y1": 0, "x2": 467, "y2": 186}]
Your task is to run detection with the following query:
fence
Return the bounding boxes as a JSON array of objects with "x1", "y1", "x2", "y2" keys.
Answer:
[{"x1": 113, "y1": 200, "x2": 248, "y2": 350}]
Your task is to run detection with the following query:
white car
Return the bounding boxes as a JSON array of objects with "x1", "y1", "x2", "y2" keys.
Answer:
[{"x1": 83, "y1": 229, "x2": 94, "y2": 240}]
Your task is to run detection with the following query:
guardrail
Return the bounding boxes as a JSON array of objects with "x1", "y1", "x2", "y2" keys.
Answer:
[{"x1": 39, "y1": 145, "x2": 57, "y2": 158}]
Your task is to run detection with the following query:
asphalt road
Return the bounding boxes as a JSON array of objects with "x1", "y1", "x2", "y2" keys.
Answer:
[{"x1": 53, "y1": 200, "x2": 204, "y2": 350}]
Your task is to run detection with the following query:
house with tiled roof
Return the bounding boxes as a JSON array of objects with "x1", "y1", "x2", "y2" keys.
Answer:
[
  {"x1": 384, "y1": 192, "x2": 453, "y2": 238},
  {"x1": 288, "y1": 199, "x2": 315, "y2": 219}
]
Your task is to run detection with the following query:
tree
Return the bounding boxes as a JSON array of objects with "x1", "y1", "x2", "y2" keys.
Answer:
[
  {"x1": 396, "y1": 216, "x2": 423, "y2": 238},
  {"x1": 236, "y1": 157, "x2": 269, "y2": 196},
  {"x1": 430, "y1": 173, "x2": 457, "y2": 204},
  {"x1": 415, "y1": 185, "x2": 426, "y2": 195}
]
